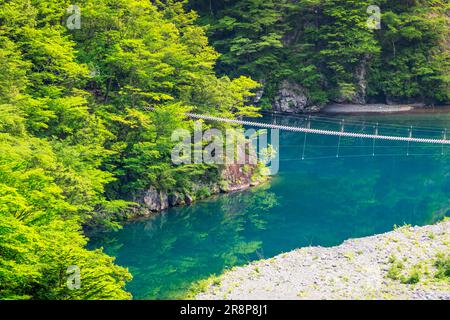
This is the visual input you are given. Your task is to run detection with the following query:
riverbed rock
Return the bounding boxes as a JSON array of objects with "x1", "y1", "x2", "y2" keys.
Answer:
[{"x1": 322, "y1": 103, "x2": 415, "y2": 114}]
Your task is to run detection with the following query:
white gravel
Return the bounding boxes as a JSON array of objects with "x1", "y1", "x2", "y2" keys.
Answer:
[{"x1": 196, "y1": 221, "x2": 450, "y2": 300}]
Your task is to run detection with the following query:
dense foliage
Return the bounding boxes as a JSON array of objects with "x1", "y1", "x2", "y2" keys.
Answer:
[
  {"x1": 190, "y1": 0, "x2": 450, "y2": 107},
  {"x1": 0, "y1": 0, "x2": 258, "y2": 299},
  {"x1": 1, "y1": 0, "x2": 448, "y2": 300}
]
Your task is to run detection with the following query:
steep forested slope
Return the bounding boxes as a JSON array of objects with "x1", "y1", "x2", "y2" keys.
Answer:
[{"x1": 190, "y1": 0, "x2": 450, "y2": 109}]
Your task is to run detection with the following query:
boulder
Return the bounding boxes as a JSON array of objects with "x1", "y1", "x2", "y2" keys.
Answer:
[
  {"x1": 168, "y1": 192, "x2": 185, "y2": 207},
  {"x1": 273, "y1": 80, "x2": 309, "y2": 113},
  {"x1": 142, "y1": 187, "x2": 169, "y2": 212},
  {"x1": 185, "y1": 194, "x2": 195, "y2": 205}
]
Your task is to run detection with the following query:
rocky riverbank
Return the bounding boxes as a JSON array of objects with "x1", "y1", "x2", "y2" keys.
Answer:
[
  {"x1": 127, "y1": 131, "x2": 271, "y2": 217},
  {"x1": 132, "y1": 162, "x2": 269, "y2": 217},
  {"x1": 195, "y1": 220, "x2": 450, "y2": 300}
]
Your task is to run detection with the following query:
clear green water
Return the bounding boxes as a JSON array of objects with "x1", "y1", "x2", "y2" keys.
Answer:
[{"x1": 89, "y1": 113, "x2": 450, "y2": 300}]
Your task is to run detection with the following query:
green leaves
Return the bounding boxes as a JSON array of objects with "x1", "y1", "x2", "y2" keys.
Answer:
[
  {"x1": 198, "y1": 0, "x2": 287, "y2": 80},
  {"x1": 0, "y1": 214, "x2": 133, "y2": 300},
  {"x1": 367, "y1": 1, "x2": 450, "y2": 103},
  {"x1": 193, "y1": 0, "x2": 449, "y2": 106},
  {"x1": 1, "y1": 0, "x2": 448, "y2": 300},
  {"x1": 0, "y1": 125, "x2": 132, "y2": 299}
]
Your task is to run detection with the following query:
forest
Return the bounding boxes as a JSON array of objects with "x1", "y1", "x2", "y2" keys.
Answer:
[
  {"x1": 0, "y1": 0, "x2": 259, "y2": 299},
  {"x1": 0, "y1": 0, "x2": 448, "y2": 299},
  {"x1": 190, "y1": 0, "x2": 449, "y2": 108}
]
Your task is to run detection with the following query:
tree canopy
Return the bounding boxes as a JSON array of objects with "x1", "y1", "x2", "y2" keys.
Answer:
[
  {"x1": 190, "y1": 0, "x2": 450, "y2": 107},
  {"x1": 0, "y1": 0, "x2": 258, "y2": 299}
]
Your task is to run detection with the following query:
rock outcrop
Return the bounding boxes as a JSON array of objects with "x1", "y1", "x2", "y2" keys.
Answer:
[
  {"x1": 273, "y1": 80, "x2": 320, "y2": 113},
  {"x1": 139, "y1": 187, "x2": 169, "y2": 214},
  {"x1": 332, "y1": 55, "x2": 370, "y2": 105},
  {"x1": 168, "y1": 192, "x2": 185, "y2": 207},
  {"x1": 135, "y1": 143, "x2": 267, "y2": 216},
  {"x1": 220, "y1": 164, "x2": 258, "y2": 193}
]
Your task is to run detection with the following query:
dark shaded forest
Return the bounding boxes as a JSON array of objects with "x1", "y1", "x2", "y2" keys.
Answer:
[{"x1": 190, "y1": 0, "x2": 449, "y2": 108}]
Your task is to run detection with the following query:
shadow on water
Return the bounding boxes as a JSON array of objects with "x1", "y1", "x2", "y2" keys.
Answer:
[{"x1": 89, "y1": 113, "x2": 450, "y2": 299}]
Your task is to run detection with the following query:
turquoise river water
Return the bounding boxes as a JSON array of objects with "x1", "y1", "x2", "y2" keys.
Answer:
[{"x1": 89, "y1": 112, "x2": 450, "y2": 299}]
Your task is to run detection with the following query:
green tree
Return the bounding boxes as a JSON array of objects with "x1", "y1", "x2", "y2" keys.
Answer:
[{"x1": 0, "y1": 0, "x2": 260, "y2": 300}]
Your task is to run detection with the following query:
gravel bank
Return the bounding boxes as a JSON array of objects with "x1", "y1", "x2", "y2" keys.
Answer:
[
  {"x1": 196, "y1": 221, "x2": 450, "y2": 300},
  {"x1": 322, "y1": 104, "x2": 417, "y2": 114}
]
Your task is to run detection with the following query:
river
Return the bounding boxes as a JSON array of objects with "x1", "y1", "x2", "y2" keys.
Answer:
[{"x1": 89, "y1": 112, "x2": 450, "y2": 299}]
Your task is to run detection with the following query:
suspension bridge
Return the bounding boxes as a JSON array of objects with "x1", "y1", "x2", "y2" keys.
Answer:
[
  {"x1": 146, "y1": 107, "x2": 450, "y2": 160},
  {"x1": 185, "y1": 112, "x2": 450, "y2": 145},
  {"x1": 183, "y1": 111, "x2": 450, "y2": 161}
]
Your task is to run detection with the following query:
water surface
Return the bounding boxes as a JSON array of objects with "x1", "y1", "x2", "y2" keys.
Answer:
[{"x1": 89, "y1": 112, "x2": 450, "y2": 299}]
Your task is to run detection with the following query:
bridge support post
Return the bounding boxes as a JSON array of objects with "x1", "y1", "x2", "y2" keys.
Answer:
[
  {"x1": 442, "y1": 129, "x2": 447, "y2": 156},
  {"x1": 301, "y1": 116, "x2": 311, "y2": 160},
  {"x1": 372, "y1": 123, "x2": 379, "y2": 157},
  {"x1": 407, "y1": 126, "x2": 413, "y2": 156},
  {"x1": 336, "y1": 120, "x2": 345, "y2": 158}
]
